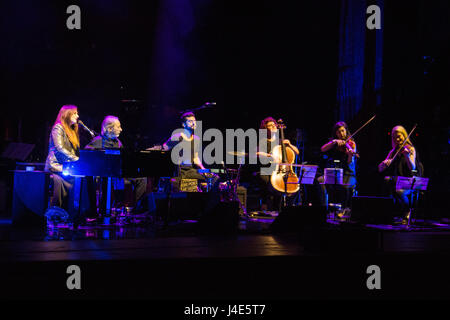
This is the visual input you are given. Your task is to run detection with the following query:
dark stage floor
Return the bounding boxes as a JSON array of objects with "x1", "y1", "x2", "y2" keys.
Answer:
[{"x1": 2, "y1": 210, "x2": 450, "y2": 301}]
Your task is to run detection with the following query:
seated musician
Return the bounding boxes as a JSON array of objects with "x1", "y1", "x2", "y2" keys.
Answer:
[
  {"x1": 44, "y1": 105, "x2": 80, "y2": 218},
  {"x1": 256, "y1": 117, "x2": 299, "y2": 212},
  {"x1": 319, "y1": 121, "x2": 357, "y2": 216},
  {"x1": 85, "y1": 115, "x2": 147, "y2": 213},
  {"x1": 163, "y1": 112, "x2": 217, "y2": 188},
  {"x1": 162, "y1": 112, "x2": 221, "y2": 215},
  {"x1": 378, "y1": 125, "x2": 423, "y2": 224}
]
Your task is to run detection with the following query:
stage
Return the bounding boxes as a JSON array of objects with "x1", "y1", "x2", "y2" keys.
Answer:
[
  {"x1": 1, "y1": 1, "x2": 450, "y2": 310},
  {"x1": 1, "y1": 212, "x2": 450, "y2": 301}
]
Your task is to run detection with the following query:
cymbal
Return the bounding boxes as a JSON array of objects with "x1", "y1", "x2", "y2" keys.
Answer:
[{"x1": 227, "y1": 151, "x2": 248, "y2": 157}]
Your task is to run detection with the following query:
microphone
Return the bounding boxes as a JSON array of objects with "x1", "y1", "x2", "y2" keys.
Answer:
[
  {"x1": 78, "y1": 120, "x2": 96, "y2": 138},
  {"x1": 204, "y1": 102, "x2": 216, "y2": 107}
]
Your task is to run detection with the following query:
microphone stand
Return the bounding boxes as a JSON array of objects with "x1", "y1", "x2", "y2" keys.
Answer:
[
  {"x1": 78, "y1": 120, "x2": 97, "y2": 138},
  {"x1": 180, "y1": 102, "x2": 216, "y2": 114},
  {"x1": 222, "y1": 161, "x2": 247, "y2": 216}
]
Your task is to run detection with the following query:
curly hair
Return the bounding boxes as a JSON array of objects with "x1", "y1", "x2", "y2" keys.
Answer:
[{"x1": 260, "y1": 117, "x2": 277, "y2": 129}]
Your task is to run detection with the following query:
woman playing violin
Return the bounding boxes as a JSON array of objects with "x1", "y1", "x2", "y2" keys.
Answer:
[
  {"x1": 378, "y1": 125, "x2": 423, "y2": 224},
  {"x1": 378, "y1": 125, "x2": 417, "y2": 176},
  {"x1": 318, "y1": 121, "x2": 357, "y2": 215}
]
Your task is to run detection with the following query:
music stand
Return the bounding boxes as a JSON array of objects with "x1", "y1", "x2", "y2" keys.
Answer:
[
  {"x1": 395, "y1": 176, "x2": 429, "y2": 228},
  {"x1": 286, "y1": 164, "x2": 318, "y2": 206},
  {"x1": 296, "y1": 165, "x2": 318, "y2": 186}
]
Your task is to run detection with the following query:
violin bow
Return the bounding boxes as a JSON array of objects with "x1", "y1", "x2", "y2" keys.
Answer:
[
  {"x1": 340, "y1": 114, "x2": 376, "y2": 158},
  {"x1": 345, "y1": 114, "x2": 377, "y2": 142}
]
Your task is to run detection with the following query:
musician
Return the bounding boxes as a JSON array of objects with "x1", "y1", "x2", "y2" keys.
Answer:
[
  {"x1": 45, "y1": 105, "x2": 80, "y2": 212},
  {"x1": 256, "y1": 117, "x2": 299, "y2": 211},
  {"x1": 163, "y1": 112, "x2": 210, "y2": 183},
  {"x1": 162, "y1": 112, "x2": 221, "y2": 214},
  {"x1": 85, "y1": 115, "x2": 147, "y2": 212},
  {"x1": 378, "y1": 125, "x2": 423, "y2": 223},
  {"x1": 318, "y1": 121, "x2": 357, "y2": 216}
]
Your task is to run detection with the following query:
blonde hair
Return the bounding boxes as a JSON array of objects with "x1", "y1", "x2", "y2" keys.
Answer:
[
  {"x1": 54, "y1": 105, "x2": 79, "y2": 149},
  {"x1": 391, "y1": 125, "x2": 413, "y2": 149},
  {"x1": 101, "y1": 115, "x2": 120, "y2": 136}
]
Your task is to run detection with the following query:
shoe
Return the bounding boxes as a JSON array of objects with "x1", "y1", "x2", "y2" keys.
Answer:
[
  {"x1": 401, "y1": 211, "x2": 411, "y2": 225},
  {"x1": 86, "y1": 217, "x2": 97, "y2": 224}
]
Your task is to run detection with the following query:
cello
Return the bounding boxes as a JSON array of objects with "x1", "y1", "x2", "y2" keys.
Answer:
[{"x1": 270, "y1": 119, "x2": 300, "y2": 194}]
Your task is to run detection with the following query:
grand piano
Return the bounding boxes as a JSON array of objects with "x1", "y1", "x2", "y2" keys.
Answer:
[
  {"x1": 63, "y1": 149, "x2": 176, "y2": 215},
  {"x1": 63, "y1": 149, "x2": 174, "y2": 178}
]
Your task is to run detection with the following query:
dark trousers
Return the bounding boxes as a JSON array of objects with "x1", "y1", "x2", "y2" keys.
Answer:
[
  {"x1": 317, "y1": 174, "x2": 356, "y2": 209},
  {"x1": 384, "y1": 178, "x2": 416, "y2": 216},
  {"x1": 50, "y1": 173, "x2": 90, "y2": 224},
  {"x1": 100, "y1": 177, "x2": 148, "y2": 211},
  {"x1": 50, "y1": 173, "x2": 74, "y2": 209},
  {"x1": 86, "y1": 177, "x2": 148, "y2": 216},
  {"x1": 257, "y1": 173, "x2": 296, "y2": 211}
]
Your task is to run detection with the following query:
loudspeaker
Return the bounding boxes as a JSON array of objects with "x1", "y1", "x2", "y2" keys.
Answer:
[
  {"x1": 148, "y1": 192, "x2": 207, "y2": 221},
  {"x1": 198, "y1": 201, "x2": 240, "y2": 234},
  {"x1": 351, "y1": 196, "x2": 395, "y2": 224},
  {"x1": 12, "y1": 171, "x2": 50, "y2": 226},
  {"x1": 270, "y1": 205, "x2": 327, "y2": 232}
]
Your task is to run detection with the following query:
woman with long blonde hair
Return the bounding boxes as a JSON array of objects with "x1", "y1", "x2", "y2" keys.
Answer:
[
  {"x1": 45, "y1": 105, "x2": 80, "y2": 209},
  {"x1": 378, "y1": 125, "x2": 416, "y2": 174}
]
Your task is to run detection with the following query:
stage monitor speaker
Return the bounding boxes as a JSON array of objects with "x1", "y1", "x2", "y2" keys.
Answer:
[
  {"x1": 12, "y1": 171, "x2": 91, "y2": 226},
  {"x1": 270, "y1": 206, "x2": 327, "y2": 232},
  {"x1": 12, "y1": 171, "x2": 49, "y2": 226},
  {"x1": 148, "y1": 192, "x2": 208, "y2": 221},
  {"x1": 198, "y1": 201, "x2": 240, "y2": 234},
  {"x1": 351, "y1": 196, "x2": 394, "y2": 224}
]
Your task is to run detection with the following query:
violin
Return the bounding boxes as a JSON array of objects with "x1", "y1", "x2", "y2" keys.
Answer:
[
  {"x1": 386, "y1": 124, "x2": 417, "y2": 167},
  {"x1": 270, "y1": 119, "x2": 300, "y2": 194},
  {"x1": 336, "y1": 139, "x2": 359, "y2": 158},
  {"x1": 335, "y1": 114, "x2": 377, "y2": 158}
]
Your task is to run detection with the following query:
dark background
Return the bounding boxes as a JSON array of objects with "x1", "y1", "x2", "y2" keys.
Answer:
[{"x1": 1, "y1": 0, "x2": 449, "y2": 216}]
